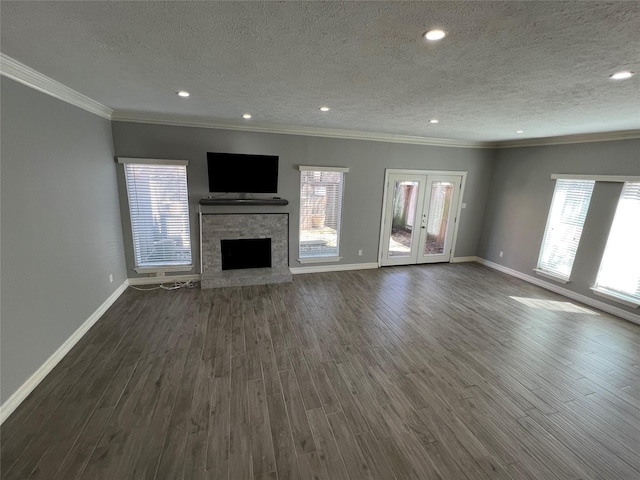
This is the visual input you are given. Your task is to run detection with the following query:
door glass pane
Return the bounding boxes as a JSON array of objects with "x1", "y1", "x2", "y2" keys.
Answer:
[
  {"x1": 389, "y1": 181, "x2": 419, "y2": 257},
  {"x1": 424, "y1": 182, "x2": 454, "y2": 255}
]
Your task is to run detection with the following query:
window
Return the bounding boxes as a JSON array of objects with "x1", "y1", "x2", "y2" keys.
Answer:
[
  {"x1": 593, "y1": 182, "x2": 640, "y2": 306},
  {"x1": 536, "y1": 179, "x2": 595, "y2": 281},
  {"x1": 299, "y1": 166, "x2": 348, "y2": 262},
  {"x1": 119, "y1": 158, "x2": 192, "y2": 271}
]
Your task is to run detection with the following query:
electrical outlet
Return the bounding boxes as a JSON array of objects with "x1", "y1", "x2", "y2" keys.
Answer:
[
  {"x1": 499, "y1": 251, "x2": 504, "y2": 258},
  {"x1": 109, "y1": 273, "x2": 113, "y2": 283},
  {"x1": 461, "y1": 203, "x2": 467, "y2": 209},
  {"x1": 155, "y1": 272, "x2": 165, "y2": 278},
  {"x1": 358, "y1": 249, "x2": 363, "y2": 256}
]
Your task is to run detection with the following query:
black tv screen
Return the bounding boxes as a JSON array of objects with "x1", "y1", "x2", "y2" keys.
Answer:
[{"x1": 207, "y1": 152, "x2": 279, "y2": 193}]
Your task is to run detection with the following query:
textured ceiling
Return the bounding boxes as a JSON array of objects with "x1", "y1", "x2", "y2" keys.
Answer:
[{"x1": 1, "y1": 1, "x2": 639, "y2": 142}]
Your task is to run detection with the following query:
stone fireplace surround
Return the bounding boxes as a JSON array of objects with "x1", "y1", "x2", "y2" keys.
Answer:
[{"x1": 200, "y1": 213, "x2": 292, "y2": 289}]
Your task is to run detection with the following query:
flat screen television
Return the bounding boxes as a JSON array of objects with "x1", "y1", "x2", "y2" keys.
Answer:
[{"x1": 207, "y1": 152, "x2": 279, "y2": 193}]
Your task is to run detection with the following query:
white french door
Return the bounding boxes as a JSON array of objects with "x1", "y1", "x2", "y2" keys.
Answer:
[{"x1": 379, "y1": 170, "x2": 464, "y2": 266}]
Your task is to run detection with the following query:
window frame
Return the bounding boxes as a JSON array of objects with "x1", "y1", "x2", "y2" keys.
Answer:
[
  {"x1": 298, "y1": 165, "x2": 349, "y2": 263},
  {"x1": 118, "y1": 157, "x2": 193, "y2": 273},
  {"x1": 591, "y1": 181, "x2": 640, "y2": 308},
  {"x1": 534, "y1": 178, "x2": 595, "y2": 283}
]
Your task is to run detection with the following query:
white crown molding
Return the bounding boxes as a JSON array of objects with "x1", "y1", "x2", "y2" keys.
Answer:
[
  {"x1": 2, "y1": 53, "x2": 637, "y2": 148},
  {"x1": 110, "y1": 111, "x2": 490, "y2": 149},
  {"x1": 0, "y1": 280, "x2": 129, "y2": 424},
  {"x1": 475, "y1": 258, "x2": 640, "y2": 325},
  {"x1": 0, "y1": 53, "x2": 112, "y2": 119},
  {"x1": 109, "y1": 112, "x2": 640, "y2": 149},
  {"x1": 489, "y1": 129, "x2": 640, "y2": 149}
]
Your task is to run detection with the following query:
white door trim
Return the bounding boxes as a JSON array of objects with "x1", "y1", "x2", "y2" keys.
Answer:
[{"x1": 378, "y1": 169, "x2": 467, "y2": 267}]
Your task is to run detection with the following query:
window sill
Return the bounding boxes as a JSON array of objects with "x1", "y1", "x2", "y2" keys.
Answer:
[
  {"x1": 591, "y1": 288, "x2": 640, "y2": 308},
  {"x1": 533, "y1": 269, "x2": 569, "y2": 284},
  {"x1": 298, "y1": 256, "x2": 342, "y2": 264},
  {"x1": 135, "y1": 265, "x2": 194, "y2": 274}
]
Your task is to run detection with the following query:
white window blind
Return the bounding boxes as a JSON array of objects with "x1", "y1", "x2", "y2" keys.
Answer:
[
  {"x1": 537, "y1": 179, "x2": 595, "y2": 280},
  {"x1": 123, "y1": 162, "x2": 192, "y2": 269},
  {"x1": 594, "y1": 182, "x2": 640, "y2": 303},
  {"x1": 299, "y1": 168, "x2": 347, "y2": 259}
]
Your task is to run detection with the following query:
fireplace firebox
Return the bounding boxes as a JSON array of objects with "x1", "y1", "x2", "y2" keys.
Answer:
[{"x1": 221, "y1": 238, "x2": 272, "y2": 270}]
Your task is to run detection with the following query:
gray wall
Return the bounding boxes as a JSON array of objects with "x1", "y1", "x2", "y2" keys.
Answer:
[
  {"x1": 478, "y1": 139, "x2": 640, "y2": 315},
  {"x1": 1, "y1": 78, "x2": 127, "y2": 404},
  {"x1": 111, "y1": 122, "x2": 495, "y2": 277}
]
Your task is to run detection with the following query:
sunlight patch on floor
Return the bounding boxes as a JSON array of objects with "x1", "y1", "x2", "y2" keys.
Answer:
[{"x1": 509, "y1": 296, "x2": 599, "y2": 315}]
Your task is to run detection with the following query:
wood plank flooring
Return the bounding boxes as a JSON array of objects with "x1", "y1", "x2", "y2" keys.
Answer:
[{"x1": 2, "y1": 263, "x2": 640, "y2": 479}]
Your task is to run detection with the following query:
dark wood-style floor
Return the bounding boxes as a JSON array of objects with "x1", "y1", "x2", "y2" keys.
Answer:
[{"x1": 2, "y1": 263, "x2": 640, "y2": 480}]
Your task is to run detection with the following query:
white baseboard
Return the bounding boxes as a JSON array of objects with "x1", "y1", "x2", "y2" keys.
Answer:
[
  {"x1": 475, "y1": 258, "x2": 640, "y2": 325},
  {"x1": 0, "y1": 279, "x2": 130, "y2": 424},
  {"x1": 127, "y1": 274, "x2": 202, "y2": 286},
  {"x1": 290, "y1": 262, "x2": 379, "y2": 275},
  {"x1": 451, "y1": 256, "x2": 479, "y2": 263}
]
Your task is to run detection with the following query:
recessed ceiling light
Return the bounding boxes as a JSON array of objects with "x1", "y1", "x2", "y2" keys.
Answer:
[
  {"x1": 430, "y1": 119, "x2": 439, "y2": 124},
  {"x1": 610, "y1": 71, "x2": 634, "y2": 80},
  {"x1": 319, "y1": 106, "x2": 330, "y2": 112},
  {"x1": 515, "y1": 129, "x2": 524, "y2": 134},
  {"x1": 424, "y1": 29, "x2": 446, "y2": 41},
  {"x1": 177, "y1": 90, "x2": 190, "y2": 97},
  {"x1": 242, "y1": 113, "x2": 252, "y2": 119}
]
